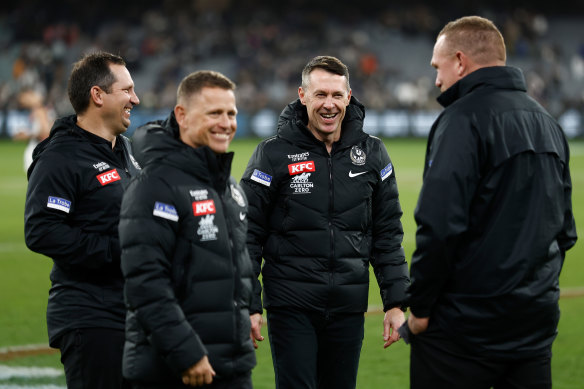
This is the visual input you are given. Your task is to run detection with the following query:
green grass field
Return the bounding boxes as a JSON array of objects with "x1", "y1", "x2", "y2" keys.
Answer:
[{"x1": 1, "y1": 137, "x2": 582, "y2": 388}]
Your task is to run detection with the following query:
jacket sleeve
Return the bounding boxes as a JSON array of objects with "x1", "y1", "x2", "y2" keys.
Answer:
[
  {"x1": 120, "y1": 177, "x2": 207, "y2": 376},
  {"x1": 24, "y1": 152, "x2": 119, "y2": 270},
  {"x1": 558, "y1": 139, "x2": 577, "y2": 255},
  {"x1": 370, "y1": 140, "x2": 409, "y2": 311},
  {"x1": 408, "y1": 115, "x2": 481, "y2": 317},
  {"x1": 239, "y1": 142, "x2": 277, "y2": 314}
]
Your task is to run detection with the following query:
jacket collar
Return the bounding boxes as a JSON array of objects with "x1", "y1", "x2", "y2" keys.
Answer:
[
  {"x1": 437, "y1": 66, "x2": 527, "y2": 107},
  {"x1": 27, "y1": 114, "x2": 125, "y2": 179},
  {"x1": 276, "y1": 96, "x2": 368, "y2": 153},
  {"x1": 132, "y1": 111, "x2": 233, "y2": 189}
]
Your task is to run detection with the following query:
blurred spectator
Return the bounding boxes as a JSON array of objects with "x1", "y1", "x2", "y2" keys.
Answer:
[
  {"x1": 10, "y1": 88, "x2": 55, "y2": 171},
  {"x1": 0, "y1": 0, "x2": 583, "y2": 137}
]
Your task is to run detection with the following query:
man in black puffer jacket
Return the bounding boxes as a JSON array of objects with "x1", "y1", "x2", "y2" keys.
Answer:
[
  {"x1": 240, "y1": 56, "x2": 409, "y2": 389},
  {"x1": 25, "y1": 52, "x2": 140, "y2": 389},
  {"x1": 119, "y1": 71, "x2": 257, "y2": 388}
]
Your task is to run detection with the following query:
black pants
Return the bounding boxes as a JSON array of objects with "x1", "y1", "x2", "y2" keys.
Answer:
[
  {"x1": 58, "y1": 327, "x2": 130, "y2": 389},
  {"x1": 410, "y1": 324, "x2": 552, "y2": 389},
  {"x1": 131, "y1": 371, "x2": 253, "y2": 389},
  {"x1": 266, "y1": 307, "x2": 364, "y2": 389}
]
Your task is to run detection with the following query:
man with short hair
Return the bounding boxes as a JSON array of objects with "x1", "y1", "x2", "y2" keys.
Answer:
[
  {"x1": 241, "y1": 55, "x2": 409, "y2": 389},
  {"x1": 119, "y1": 70, "x2": 257, "y2": 388},
  {"x1": 401, "y1": 16, "x2": 577, "y2": 388},
  {"x1": 24, "y1": 51, "x2": 141, "y2": 389}
]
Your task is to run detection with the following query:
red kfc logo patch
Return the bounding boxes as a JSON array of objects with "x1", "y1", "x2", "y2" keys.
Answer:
[
  {"x1": 193, "y1": 200, "x2": 216, "y2": 216},
  {"x1": 96, "y1": 169, "x2": 121, "y2": 186},
  {"x1": 288, "y1": 161, "x2": 315, "y2": 175}
]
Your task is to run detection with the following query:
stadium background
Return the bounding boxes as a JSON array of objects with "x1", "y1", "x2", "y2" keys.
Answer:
[
  {"x1": 1, "y1": 0, "x2": 584, "y2": 139},
  {"x1": 0, "y1": 1, "x2": 583, "y2": 388}
]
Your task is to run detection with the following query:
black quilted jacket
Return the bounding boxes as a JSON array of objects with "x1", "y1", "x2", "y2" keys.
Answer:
[
  {"x1": 25, "y1": 115, "x2": 140, "y2": 346},
  {"x1": 240, "y1": 97, "x2": 409, "y2": 315},
  {"x1": 119, "y1": 113, "x2": 256, "y2": 384}
]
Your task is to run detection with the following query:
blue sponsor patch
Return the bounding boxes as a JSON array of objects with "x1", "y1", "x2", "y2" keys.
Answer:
[
  {"x1": 153, "y1": 201, "x2": 179, "y2": 222},
  {"x1": 47, "y1": 196, "x2": 71, "y2": 213},
  {"x1": 380, "y1": 163, "x2": 393, "y2": 181},
  {"x1": 250, "y1": 169, "x2": 272, "y2": 187}
]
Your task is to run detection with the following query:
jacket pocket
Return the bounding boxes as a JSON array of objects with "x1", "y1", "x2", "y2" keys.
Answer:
[{"x1": 123, "y1": 339, "x2": 176, "y2": 383}]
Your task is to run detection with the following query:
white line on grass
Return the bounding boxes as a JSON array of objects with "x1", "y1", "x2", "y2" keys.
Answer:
[
  {"x1": 0, "y1": 384, "x2": 67, "y2": 389},
  {"x1": 0, "y1": 344, "x2": 55, "y2": 356},
  {"x1": 0, "y1": 365, "x2": 62, "y2": 379}
]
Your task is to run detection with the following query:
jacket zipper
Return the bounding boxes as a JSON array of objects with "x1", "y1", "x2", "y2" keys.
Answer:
[
  {"x1": 327, "y1": 156, "x2": 334, "y2": 318},
  {"x1": 222, "y1": 190, "x2": 240, "y2": 355}
]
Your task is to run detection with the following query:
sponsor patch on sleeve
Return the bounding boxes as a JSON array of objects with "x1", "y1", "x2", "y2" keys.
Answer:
[
  {"x1": 380, "y1": 163, "x2": 393, "y2": 181},
  {"x1": 250, "y1": 169, "x2": 272, "y2": 187},
  {"x1": 153, "y1": 202, "x2": 179, "y2": 222},
  {"x1": 47, "y1": 196, "x2": 71, "y2": 213}
]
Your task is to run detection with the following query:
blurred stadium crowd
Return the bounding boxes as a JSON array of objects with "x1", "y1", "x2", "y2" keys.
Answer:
[{"x1": 1, "y1": 0, "x2": 584, "y2": 138}]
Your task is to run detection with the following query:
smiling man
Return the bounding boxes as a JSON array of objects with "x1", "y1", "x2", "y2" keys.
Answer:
[
  {"x1": 240, "y1": 56, "x2": 409, "y2": 389},
  {"x1": 24, "y1": 52, "x2": 141, "y2": 389},
  {"x1": 118, "y1": 70, "x2": 257, "y2": 388}
]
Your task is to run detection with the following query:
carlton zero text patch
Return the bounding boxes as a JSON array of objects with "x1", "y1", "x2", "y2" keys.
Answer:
[
  {"x1": 250, "y1": 169, "x2": 272, "y2": 187},
  {"x1": 197, "y1": 214, "x2": 219, "y2": 241},
  {"x1": 193, "y1": 199, "x2": 216, "y2": 216},
  {"x1": 96, "y1": 169, "x2": 121, "y2": 186},
  {"x1": 153, "y1": 202, "x2": 179, "y2": 222},
  {"x1": 47, "y1": 196, "x2": 71, "y2": 213},
  {"x1": 380, "y1": 163, "x2": 393, "y2": 181},
  {"x1": 290, "y1": 172, "x2": 313, "y2": 194},
  {"x1": 288, "y1": 161, "x2": 315, "y2": 176}
]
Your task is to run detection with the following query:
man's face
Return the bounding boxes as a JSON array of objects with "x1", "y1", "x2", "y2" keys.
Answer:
[
  {"x1": 101, "y1": 64, "x2": 140, "y2": 136},
  {"x1": 177, "y1": 87, "x2": 237, "y2": 153},
  {"x1": 298, "y1": 68, "x2": 351, "y2": 142},
  {"x1": 431, "y1": 35, "x2": 461, "y2": 92}
]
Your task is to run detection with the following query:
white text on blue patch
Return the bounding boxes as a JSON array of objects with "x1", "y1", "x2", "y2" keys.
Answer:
[
  {"x1": 250, "y1": 169, "x2": 272, "y2": 187},
  {"x1": 380, "y1": 163, "x2": 393, "y2": 181},
  {"x1": 47, "y1": 196, "x2": 71, "y2": 213},
  {"x1": 153, "y1": 202, "x2": 179, "y2": 222}
]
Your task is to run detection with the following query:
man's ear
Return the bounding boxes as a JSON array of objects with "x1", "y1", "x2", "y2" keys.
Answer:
[
  {"x1": 456, "y1": 51, "x2": 475, "y2": 77},
  {"x1": 298, "y1": 86, "x2": 306, "y2": 105},
  {"x1": 90, "y1": 86, "x2": 104, "y2": 107},
  {"x1": 456, "y1": 51, "x2": 465, "y2": 76},
  {"x1": 174, "y1": 105, "x2": 185, "y2": 127}
]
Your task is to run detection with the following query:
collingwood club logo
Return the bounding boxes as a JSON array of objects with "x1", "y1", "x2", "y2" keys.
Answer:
[
  {"x1": 350, "y1": 146, "x2": 366, "y2": 166},
  {"x1": 130, "y1": 154, "x2": 141, "y2": 170},
  {"x1": 230, "y1": 184, "x2": 246, "y2": 207}
]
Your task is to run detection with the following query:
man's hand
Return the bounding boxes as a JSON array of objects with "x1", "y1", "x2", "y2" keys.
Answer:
[
  {"x1": 182, "y1": 355, "x2": 215, "y2": 387},
  {"x1": 383, "y1": 307, "x2": 405, "y2": 348},
  {"x1": 408, "y1": 312, "x2": 429, "y2": 335},
  {"x1": 250, "y1": 313, "x2": 265, "y2": 349}
]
